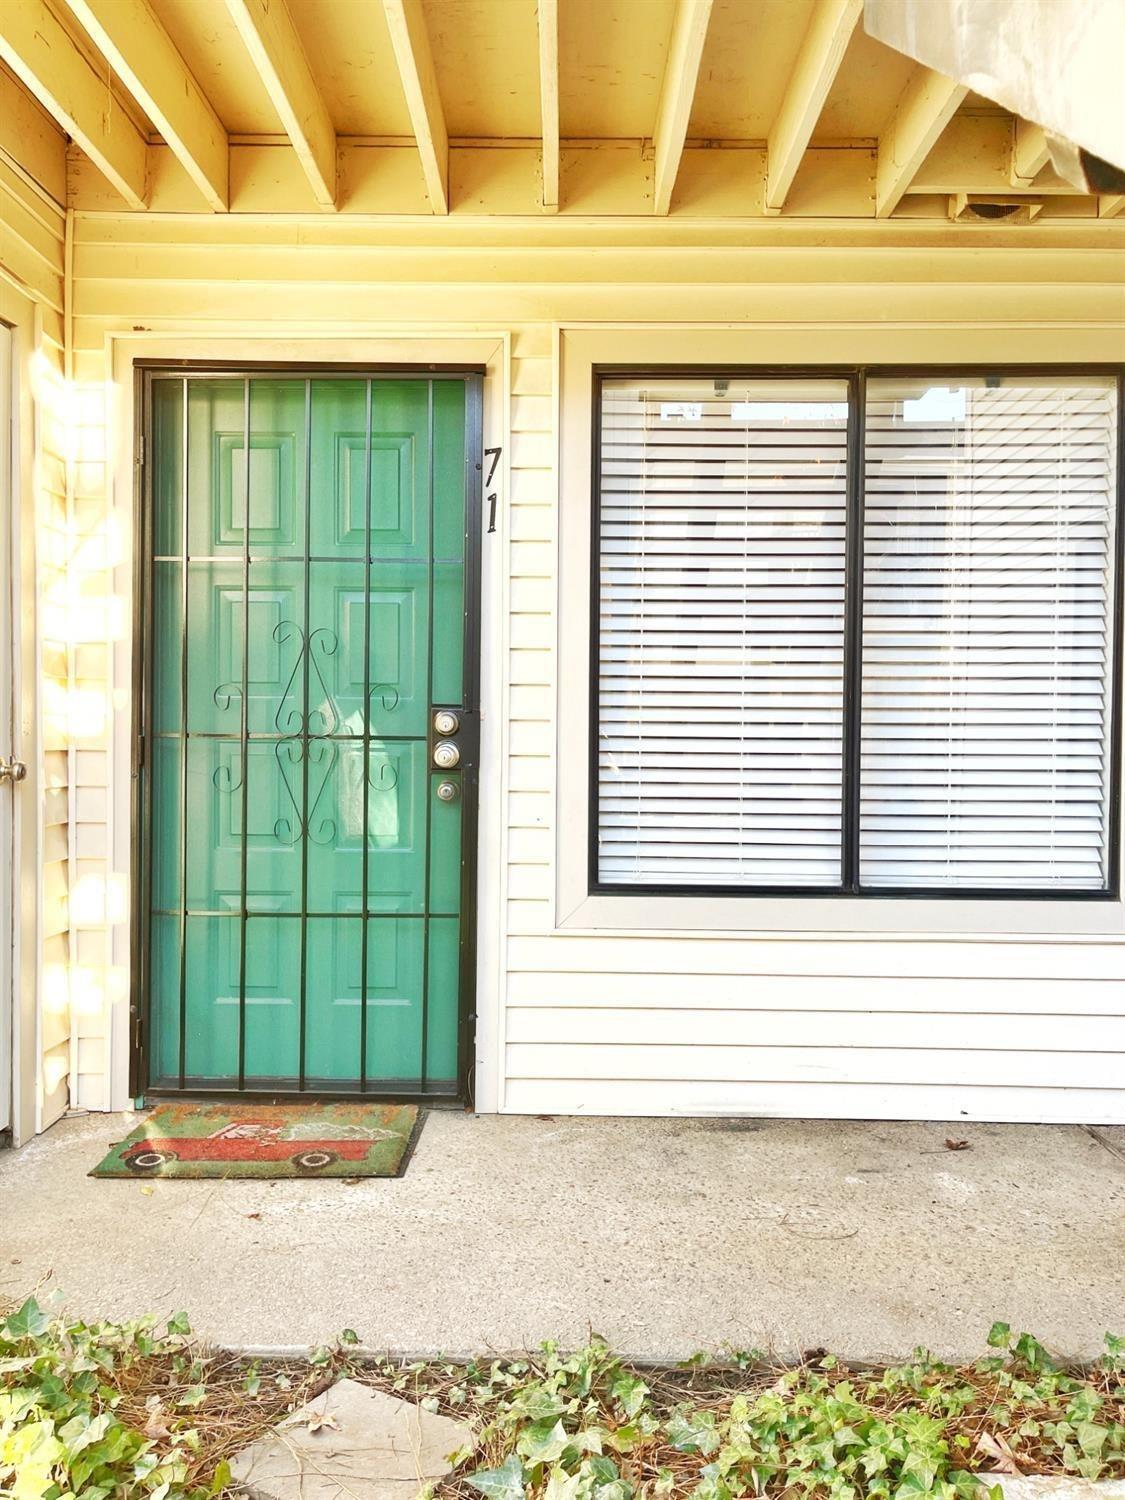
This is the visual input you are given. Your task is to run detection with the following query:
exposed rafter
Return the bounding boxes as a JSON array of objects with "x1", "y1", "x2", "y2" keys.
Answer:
[
  {"x1": 1012, "y1": 118, "x2": 1049, "y2": 183},
  {"x1": 652, "y1": 0, "x2": 713, "y2": 216},
  {"x1": 224, "y1": 0, "x2": 336, "y2": 210},
  {"x1": 875, "y1": 67, "x2": 968, "y2": 218},
  {"x1": 62, "y1": 0, "x2": 228, "y2": 211},
  {"x1": 0, "y1": 0, "x2": 147, "y2": 209},
  {"x1": 382, "y1": 0, "x2": 449, "y2": 215},
  {"x1": 765, "y1": 0, "x2": 861, "y2": 213},
  {"x1": 1100, "y1": 196, "x2": 1125, "y2": 219},
  {"x1": 537, "y1": 0, "x2": 559, "y2": 213}
]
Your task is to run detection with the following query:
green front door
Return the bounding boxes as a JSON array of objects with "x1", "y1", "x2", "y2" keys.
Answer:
[{"x1": 139, "y1": 373, "x2": 479, "y2": 1097}]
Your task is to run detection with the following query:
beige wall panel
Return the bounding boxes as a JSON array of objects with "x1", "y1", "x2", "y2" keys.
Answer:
[{"x1": 62, "y1": 206, "x2": 1125, "y2": 1124}]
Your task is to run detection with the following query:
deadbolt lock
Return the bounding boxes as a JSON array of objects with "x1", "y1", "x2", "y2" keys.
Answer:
[
  {"x1": 436, "y1": 780, "x2": 459, "y2": 802},
  {"x1": 433, "y1": 708, "x2": 460, "y2": 737},
  {"x1": 433, "y1": 740, "x2": 461, "y2": 769}
]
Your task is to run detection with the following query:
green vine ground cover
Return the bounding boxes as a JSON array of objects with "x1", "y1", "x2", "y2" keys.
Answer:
[{"x1": 2, "y1": 1295, "x2": 1123, "y2": 1500}]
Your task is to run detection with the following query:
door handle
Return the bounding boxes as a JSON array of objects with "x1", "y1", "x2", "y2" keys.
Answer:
[{"x1": 0, "y1": 757, "x2": 27, "y2": 786}]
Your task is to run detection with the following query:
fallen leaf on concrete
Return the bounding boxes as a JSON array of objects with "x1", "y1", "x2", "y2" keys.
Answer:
[
  {"x1": 305, "y1": 1411, "x2": 340, "y2": 1435},
  {"x1": 945, "y1": 1139, "x2": 971, "y2": 1151},
  {"x1": 245, "y1": 1212, "x2": 261, "y2": 1220}
]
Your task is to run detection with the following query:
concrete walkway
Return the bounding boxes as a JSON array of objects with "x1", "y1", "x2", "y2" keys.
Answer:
[{"x1": 2, "y1": 1111, "x2": 1124, "y2": 1361}]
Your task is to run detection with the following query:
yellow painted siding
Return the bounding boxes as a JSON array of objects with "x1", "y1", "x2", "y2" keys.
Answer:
[{"x1": 67, "y1": 207, "x2": 1125, "y2": 1123}]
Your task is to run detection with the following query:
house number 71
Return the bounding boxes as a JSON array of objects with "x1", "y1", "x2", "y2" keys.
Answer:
[{"x1": 484, "y1": 446, "x2": 502, "y2": 533}]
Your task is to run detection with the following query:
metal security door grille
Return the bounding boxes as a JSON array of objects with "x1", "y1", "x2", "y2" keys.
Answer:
[{"x1": 136, "y1": 371, "x2": 481, "y2": 1098}]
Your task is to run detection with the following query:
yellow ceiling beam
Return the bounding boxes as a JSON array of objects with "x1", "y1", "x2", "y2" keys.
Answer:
[
  {"x1": 766, "y1": 0, "x2": 862, "y2": 213},
  {"x1": 876, "y1": 67, "x2": 968, "y2": 218},
  {"x1": 652, "y1": 0, "x2": 713, "y2": 216},
  {"x1": 224, "y1": 0, "x2": 336, "y2": 210},
  {"x1": 537, "y1": 0, "x2": 559, "y2": 212},
  {"x1": 0, "y1": 0, "x2": 147, "y2": 209},
  {"x1": 1012, "y1": 118, "x2": 1050, "y2": 184},
  {"x1": 1100, "y1": 196, "x2": 1125, "y2": 218},
  {"x1": 382, "y1": 0, "x2": 448, "y2": 215},
  {"x1": 61, "y1": 0, "x2": 228, "y2": 211}
]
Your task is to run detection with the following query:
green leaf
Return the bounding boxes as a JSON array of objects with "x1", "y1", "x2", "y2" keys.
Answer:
[
  {"x1": 209, "y1": 1459, "x2": 232, "y2": 1494},
  {"x1": 341, "y1": 1328, "x2": 360, "y2": 1346},
  {"x1": 1013, "y1": 1333, "x2": 1055, "y2": 1372},
  {"x1": 587, "y1": 1455, "x2": 620, "y2": 1484},
  {"x1": 665, "y1": 1409, "x2": 719, "y2": 1456},
  {"x1": 543, "y1": 1469, "x2": 582, "y2": 1500},
  {"x1": 517, "y1": 1419, "x2": 570, "y2": 1466},
  {"x1": 466, "y1": 1454, "x2": 527, "y2": 1500},
  {"x1": 511, "y1": 1387, "x2": 566, "y2": 1422},
  {"x1": 165, "y1": 1312, "x2": 190, "y2": 1337},
  {"x1": 59, "y1": 1410, "x2": 113, "y2": 1458},
  {"x1": 609, "y1": 1370, "x2": 649, "y2": 1419},
  {"x1": 986, "y1": 1323, "x2": 1011, "y2": 1350},
  {"x1": 1074, "y1": 1421, "x2": 1108, "y2": 1459},
  {"x1": 4, "y1": 1300, "x2": 52, "y2": 1341}
]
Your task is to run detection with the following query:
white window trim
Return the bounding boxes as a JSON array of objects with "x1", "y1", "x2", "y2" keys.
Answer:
[{"x1": 556, "y1": 325, "x2": 1125, "y2": 937}]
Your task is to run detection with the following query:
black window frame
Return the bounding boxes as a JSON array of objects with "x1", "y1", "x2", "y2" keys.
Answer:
[{"x1": 588, "y1": 363, "x2": 1125, "y2": 902}]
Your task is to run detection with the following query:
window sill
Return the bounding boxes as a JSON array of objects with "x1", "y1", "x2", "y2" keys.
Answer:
[{"x1": 556, "y1": 890, "x2": 1125, "y2": 938}]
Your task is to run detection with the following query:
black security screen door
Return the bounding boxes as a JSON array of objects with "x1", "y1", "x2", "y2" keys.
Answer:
[{"x1": 135, "y1": 371, "x2": 482, "y2": 1097}]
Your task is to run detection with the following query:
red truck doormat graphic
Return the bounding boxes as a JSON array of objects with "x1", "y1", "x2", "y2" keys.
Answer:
[{"x1": 90, "y1": 1103, "x2": 422, "y2": 1179}]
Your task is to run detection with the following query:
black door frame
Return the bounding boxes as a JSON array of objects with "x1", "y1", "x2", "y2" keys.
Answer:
[{"x1": 129, "y1": 362, "x2": 485, "y2": 1104}]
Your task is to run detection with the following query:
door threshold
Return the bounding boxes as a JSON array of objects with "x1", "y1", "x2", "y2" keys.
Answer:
[{"x1": 143, "y1": 1082, "x2": 464, "y2": 1108}]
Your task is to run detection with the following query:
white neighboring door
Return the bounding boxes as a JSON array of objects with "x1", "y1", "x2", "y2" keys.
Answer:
[{"x1": 0, "y1": 324, "x2": 13, "y2": 1138}]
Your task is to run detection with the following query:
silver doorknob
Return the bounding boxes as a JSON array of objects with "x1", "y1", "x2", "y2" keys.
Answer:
[
  {"x1": 433, "y1": 740, "x2": 460, "y2": 769},
  {"x1": 436, "y1": 780, "x2": 459, "y2": 802},
  {"x1": 433, "y1": 708, "x2": 460, "y2": 737},
  {"x1": 0, "y1": 757, "x2": 26, "y2": 786}
]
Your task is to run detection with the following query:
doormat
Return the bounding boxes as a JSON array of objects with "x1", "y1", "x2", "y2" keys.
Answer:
[{"x1": 90, "y1": 1102, "x2": 422, "y2": 1180}]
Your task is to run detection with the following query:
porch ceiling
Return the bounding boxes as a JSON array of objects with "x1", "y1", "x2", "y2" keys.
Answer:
[{"x1": 0, "y1": 0, "x2": 1122, "y2": 221}]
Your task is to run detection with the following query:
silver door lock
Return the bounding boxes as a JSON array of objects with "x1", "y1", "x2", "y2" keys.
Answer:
[
  {"x1": 433, "y1": 708, "x2": 460, "y2": 736},
  {"x1": 0, "y1": 757, "x2": 26, "y2": 786},
  {"x1": 433, "y1": 740, "x2": 460, "y2": 769},
  {"x1": 436, "y1": 780, "x2": 459, "y2": 802}
]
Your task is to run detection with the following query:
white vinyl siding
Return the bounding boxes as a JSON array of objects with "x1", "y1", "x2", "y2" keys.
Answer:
[
  {"x1": 595, "y1": 370, "x2": 1121, "y2": 898},
  {"x1": 861, "y1": 377, "x2": 1119, "y2": 891},
  {"x1": 597, "y1": 379, "x2": 850, "y2": 888}
]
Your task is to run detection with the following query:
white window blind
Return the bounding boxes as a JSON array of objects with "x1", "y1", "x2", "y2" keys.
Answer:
[
  {"x1": 596, "y1": 378, "x2": 850, "y2": 887},
  {"x1": 860, "y1": 376, "x2": 1119, "y2": 891},
  {"x1": 595, "y1": 370, "x2": 1121, "y2": 897}
]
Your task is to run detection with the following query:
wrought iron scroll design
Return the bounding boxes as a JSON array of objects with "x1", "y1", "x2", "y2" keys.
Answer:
[
  {"x1": 273, "y1": 622, "x2": 341, "y2": 735},
  {"x1": 273, "y1": 738, "x2": 339, "y2": 846},
  {"x1": 209, "y1": 619, "x2": 401, "y2": 846}
]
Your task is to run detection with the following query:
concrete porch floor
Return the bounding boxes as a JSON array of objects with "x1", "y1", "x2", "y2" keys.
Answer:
[{"x1": 2, "y1": 1110, "x2": 1124, "y2": 1362}]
